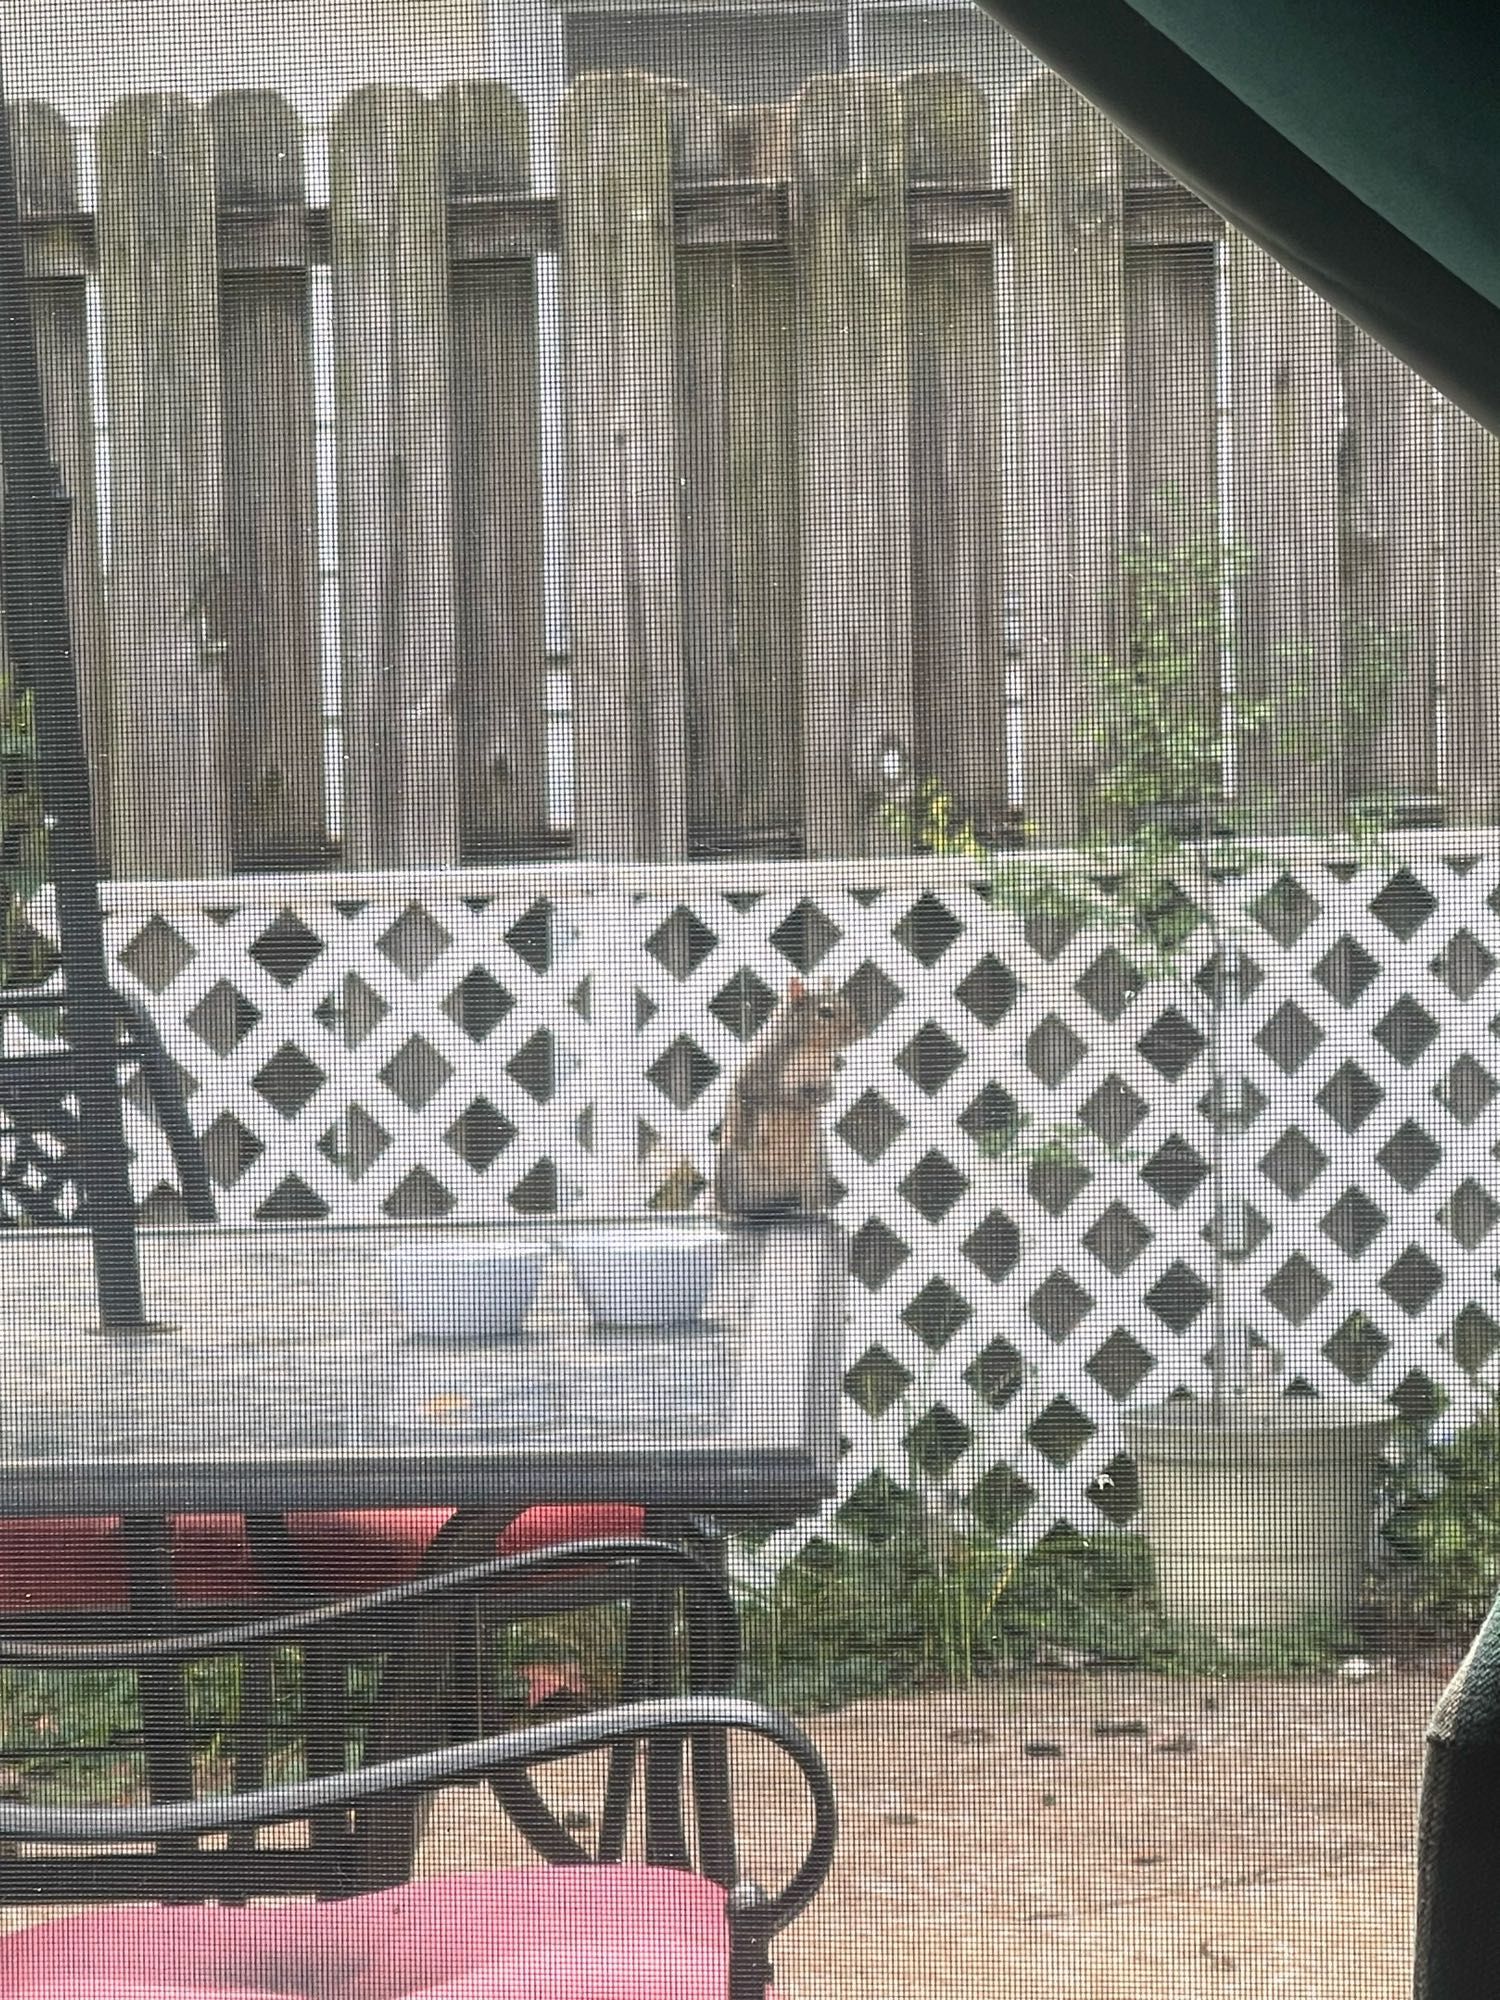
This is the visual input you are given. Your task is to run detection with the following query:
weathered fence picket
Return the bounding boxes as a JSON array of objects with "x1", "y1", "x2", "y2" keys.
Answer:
[
  {"x1": 1011, "y1": 78, "x2": 1126, "y2": 844},
  {"x1": 560, "y1": 72, "x2": 687, "y2": 862},
  {"x1": 97, "y1": 91, "x2": 228, "y2": 878},
  {"x1": 332, "y1": 85, "x2": 458, "y2": 870},
  {"x1": 12, "y1": 101, "x2": 110, "y2": 860},
  {"x1": 212, "y1": 88, "x2": 327, "y2": 870},
  {"x1": 1, "y1": 65, "x2": 1495, "y2": 875}
]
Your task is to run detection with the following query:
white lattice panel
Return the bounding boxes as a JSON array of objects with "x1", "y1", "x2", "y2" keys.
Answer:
[{"x1": 96, "y1": 844, "x2": 1500, "y2": 1566}]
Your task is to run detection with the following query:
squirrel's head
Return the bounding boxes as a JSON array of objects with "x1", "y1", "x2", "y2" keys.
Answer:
[{"x1": 785, "y1": 978, "x2": 864, "y2": 1053}]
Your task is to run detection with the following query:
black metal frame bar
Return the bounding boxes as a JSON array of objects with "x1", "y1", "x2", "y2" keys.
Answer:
[{"x1": 0, "y1": 60, "x2": 143, "y2": 1323}]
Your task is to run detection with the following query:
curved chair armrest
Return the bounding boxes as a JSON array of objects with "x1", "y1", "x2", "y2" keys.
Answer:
[
  {"x1": 0, "y1": 1693, "x2": 838, "y2": 1938},
  {"x1": 0, "y1": 1536, "x2": 737, "y2": 1686}
]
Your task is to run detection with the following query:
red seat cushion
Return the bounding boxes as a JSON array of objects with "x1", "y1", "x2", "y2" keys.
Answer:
[
  {"x1": 0, "y1": 1507, "x2": 647, "y2": 1613},
  {"x1": 0, "y1": 1863, "x2": 764, "y2": 1999}
]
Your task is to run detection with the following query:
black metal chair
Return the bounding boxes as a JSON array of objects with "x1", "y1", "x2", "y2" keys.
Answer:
[
  {"x1": 0, "y1": 1540, "x2": 743, "y2": 1906},
  {"x1": 0, "y1": 1688, "x2": 836, "y2": 2000}
]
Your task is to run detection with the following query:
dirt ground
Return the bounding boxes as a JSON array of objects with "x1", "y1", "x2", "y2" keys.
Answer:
[
  {"x1": 3, "y1": 1657, "x2": 1453, "y2": 1997},
  {"x1": 419, "y1": 1657, "x2": 1452, "y2": 2000}
]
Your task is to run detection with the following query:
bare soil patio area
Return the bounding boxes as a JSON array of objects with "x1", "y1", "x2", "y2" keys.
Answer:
[
  {"x1": 2, "y1": 1656, "x2": 1452, "y2": 1998},
  {"x1": 420, "y1": 1656, "x2": 1451, "y2": 2000}
]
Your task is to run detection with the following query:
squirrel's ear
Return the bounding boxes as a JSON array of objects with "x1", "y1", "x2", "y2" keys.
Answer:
[{"x1": 787, "y1": 977, "x2": 807, "y2": 1002}]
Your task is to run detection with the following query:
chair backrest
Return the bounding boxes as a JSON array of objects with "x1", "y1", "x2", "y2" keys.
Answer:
[{"x1": 0, "y1": 989, "x2": 215, "y2": 1226}]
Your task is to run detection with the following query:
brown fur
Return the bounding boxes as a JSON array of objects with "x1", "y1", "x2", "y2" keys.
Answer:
[{"x1": 715, "y1": 980, "x2": 864, "y2": 1217}]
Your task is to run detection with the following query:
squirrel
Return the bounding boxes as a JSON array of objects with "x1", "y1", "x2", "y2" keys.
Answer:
[{"x1": 714, "y1": 978, "x2": 864, "y2": 1218}]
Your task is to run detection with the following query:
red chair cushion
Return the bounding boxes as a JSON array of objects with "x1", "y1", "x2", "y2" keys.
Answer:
[
  {"x1": 0, "y1": 1863, "x2": 763, "y2": 1999},
  {"x1": 0, "y1": 1507, "x2": 647, "y2": 1613}
]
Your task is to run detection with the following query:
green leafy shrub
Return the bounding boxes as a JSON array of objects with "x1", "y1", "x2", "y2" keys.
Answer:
[{"x1": 1381, "y1": 1409, "x2": 1500, "y2": 1639}]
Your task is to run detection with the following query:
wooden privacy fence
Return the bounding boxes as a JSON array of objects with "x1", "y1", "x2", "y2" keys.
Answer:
[{"x1": 9, "y1": 67, "x2": 1500, "y2": 876}]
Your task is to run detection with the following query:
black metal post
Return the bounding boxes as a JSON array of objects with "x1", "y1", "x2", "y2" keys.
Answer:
[{"x1": 0, "y1": 65, "x2": 143, "y2": 1326}]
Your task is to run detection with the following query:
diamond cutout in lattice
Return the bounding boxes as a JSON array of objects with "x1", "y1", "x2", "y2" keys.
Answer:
[
  {"x1": 1087, "y1": 1326, "x2": 1154, "y2": 1399},
  {"x1": 902, "y1": 1277, "x2": 971, "y2": 1349},
  {"x1": 841, "y1": 960, "x2": 903, "y2": 1032},
  {"x1": 635, "y1": 991, "x2": 657, "y2": 1031},
  {"x1": 893, "y1": 893, "x2": 964, "y2": 967},
  {"x1": 1087, "y1": 1451, "x2": 1140, "y2": 1526},
  {"x1": 1255, "y1": 1001, "x2": 1323, "y2": 1075},
  {"x1": 961, "y1": 1210, "x2": 1021, "y2": 1281},
  {"x1": 1145, "y1": 1261, "x2": 1213, "y2": 1330},
  {"x1": 646, "y1": 1036, "x2": 719, "y2": 1110},
  {"x1": 1437, "y1": 1054, "x2": 1499, "y2": 1126},
  {"x1": 1137, "y1": 1007, "x2": 1207, "y2": 1080},
  {"x1": 379, "y1": 1036, "x2": 453, "y2": 1114},
  {"x1": 1380, "y1": 1245, "x2": 1444, "y2": 1316},
  {"x1": 1378, "y1": 1121, "x2": 1442, "y2": 1190},
  {"x1": 443, "y1": 968, "x2": 514, "y2": 1042},
  {"x1": 646, "y1": 906, "x2": 718, "y2": 980},
  {"x1": 1439, "y1": 1179, "x2": 1500, "y2": 1251},
  {"x1": 1320, "y1": 1186, "x2": 1387, "y2": 1257},
  {"x1": 1452, "y1": 1304, "x2": 1500, "y2": 1375},
  {"x1": 1313, "y1": 935, "x2": 1380, "y2": 1006},
  {"x1": 1075, "y1": 947, "x2": 1145, "y2": 1023},
  {"x1": 444, "y1": 1097, "x2": 517, "y2": 1172},
  {"x1": 905, "y1": 1403, "x2": 973, "y2": 1476},
  {"x1": 1249, "y1": 873, "x2": 1318, "y2": 945},
  {"x1": 384, "y1": 1166, "x2": 457, "y2": 1220},
  {"x1": 1083, "y1": 1202, "x2": 1152, "y2": 1272},
  {"x1": 1263, "y1": 1253, "x2": 1332, "y2": 1325},
  {"x1": 1025, "y1": 1015, "x2": 1084, "y2": 1087},
  {"x1": 253, "y1": 1043, "x2": 325, "y2": 1119},
  {"x1": 256, "y1": 1174, "x2": 330, "y2": 1221},
  {"x1": 955, "y1": 954, "x2": 1018, "y2": 1026},
  {"x1": 1316, "y1": 1061, "x2": 1384, "y2": 1133},
  {"x1": 1258, "y1": 1127, "x2": 1328, "y2": 1199},
  {"x1": 1077, "y1": 1076, "x2": 1147, "y2": 1147},
  {"x1": 1194, "y1": 947, "x2": 1262, "y2": 1005},
  {"x1": 1025, "y1": 908, "x2": 1080, "y2": 963},
  {"x1": 708, "y1": 968, "x2": 778, "y2": 1042},
  {"x1": 200, "y1": 1112, "x2": 263, "y2": 1187},
  {"x1": 1029, "y1": 1156, "x2": 1092, "y2": 1215},
  {"x1": 1374, "y1": 997, "x2": 1440, "y2": 1067},
  {"x1": 1202, "y1": 1199, "x2": 1271, "y2": 1262},
  {"x1": 845, "y1": 1343, "x2": 914, "y2": 1417},
  {"x1": 508, "y1": 1030, "x2": 557, "y2": 1105},
  {"x1": 1370, "y1": 869, "x2": 1438, "y2": 940},
  {"x1": 509, "y1": 1159, "x2": 558, "y2": 1215},
  {"x1": 1390, "y1": 1368, "x2": 1445, "y2": 1422},
  {"x1": 848, "y1": 1219, "x2": 910, "y2": 1290},
  {"x1": 377, "y1": 904, "x2": 451, "y2": 979},
  {"x1": 1199, "y1": 1076, "x2": 1267, "y2": 1132},
  {"x1": 246, "y1": 910, "x2": 324, "y2": 989},
  {"x1": 1029, "y1": 1269, "x2": 1093, "y2": 1341},
  {"x1": 1323, "y1": 1313, "x2": 1389, "y2": 1386},
  {"x1": 957, "y1": 1083, "x2": 1019, "y2": 1149},
  {"x1": 769, "y1": 899, "x2": 841, "y2": 973},
  {"x1": 185, "y1": 980, "x2": 260, "y2": 1056},
  {"x1": 965, "y1": 1335, "x2": 1028, "y2": 1410},
  {"x1": 896, "y1": 1022, "x2": 966, "y2": 1096},
  {"x1": 504, "y1": 900, "x2": 551, "y2": 974},
  {"x1": 1431, "y1": 929, "x2": 1496, "y2": 1002},
  {"x1": 120, "y1": 916, "x2": 194, "y2": 994},
  {"x1": 313, "y1": 974, "x2": 388, "y2": 1048},
  {"x1": 1027, "y1": 1396, "x2": 1096, "y2": 1468},
  {"x1": 836, "y1": 1090, "x2": 908, "y2": 1163},
  {"x1": 968, "y1": 1462, "x2": 1035, "y2": 1534},
  {"x1": 1141, "y1": 1135, "x2": 1210, "y2": 1209},
  {"x1": 316, "y1": 1105, "x2": 390, "y2": 1180},
  {"x1": 900, "y1": 1150, "x2": 969, "y2": 1222}
]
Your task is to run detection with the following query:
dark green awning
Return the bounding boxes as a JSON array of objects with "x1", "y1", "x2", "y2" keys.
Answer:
[{"x1": 978, "y1": 0, "x2": 1500, "y2": 435}]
